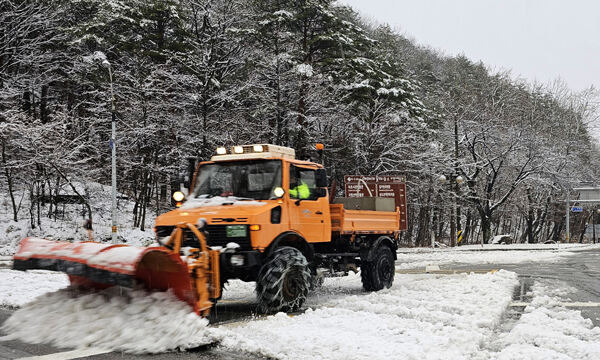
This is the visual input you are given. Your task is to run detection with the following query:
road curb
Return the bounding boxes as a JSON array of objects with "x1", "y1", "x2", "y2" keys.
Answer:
[
  {"x1": 397, "y1": 246, "x2": 598, "y2": 254},
  {"x1": 396, "y1": 269, "x2": 498, "y2": 275}
]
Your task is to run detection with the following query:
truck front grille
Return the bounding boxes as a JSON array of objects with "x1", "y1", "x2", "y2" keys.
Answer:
[
  {"x1": 154, "y1": 225, "x2": 252, "y2": 250},
  {"x1": 205, "y1": 225, "x2": 252, "y2": 250}
]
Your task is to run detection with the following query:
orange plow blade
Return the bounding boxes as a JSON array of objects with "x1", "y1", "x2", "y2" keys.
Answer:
[{"x1": 13, "y1": 237, "x2": 198, "y2": 313}]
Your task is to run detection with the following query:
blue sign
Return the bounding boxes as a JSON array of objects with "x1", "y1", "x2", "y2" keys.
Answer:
[{"x1": 571, "y1": 206, "x2": 583, "y2": 213}]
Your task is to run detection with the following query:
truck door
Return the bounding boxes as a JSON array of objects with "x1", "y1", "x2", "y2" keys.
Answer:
[{"x1": 287, "y1": 164, "x2": 330, "y2": 243}]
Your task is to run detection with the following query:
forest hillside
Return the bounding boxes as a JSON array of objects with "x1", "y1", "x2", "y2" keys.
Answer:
[{"x1": 1, "y1": 0, "x2": 599, "y2": 246}]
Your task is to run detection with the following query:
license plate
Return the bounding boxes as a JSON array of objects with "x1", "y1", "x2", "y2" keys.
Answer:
[{"x1": 226, "y1": 225, "x2": 247, "y2": 238}]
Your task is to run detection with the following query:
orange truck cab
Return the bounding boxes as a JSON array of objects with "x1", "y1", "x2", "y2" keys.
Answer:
[{"x1": 154, "y1": 144, "x2": 402, "y2": 312}]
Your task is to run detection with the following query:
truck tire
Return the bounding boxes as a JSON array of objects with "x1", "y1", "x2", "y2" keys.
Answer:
[
  {"x1": 361, "y1": 245, "x2": 395, "y2": 291},
  {"x1": 256, "y1": 246, "x2": 310, "y2": 313}
]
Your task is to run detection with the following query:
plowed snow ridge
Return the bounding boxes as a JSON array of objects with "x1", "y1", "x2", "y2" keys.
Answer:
[
  {"x1": 0, "y1": 287, "x2": 214, "y2": 354},
  {"x1": 213, "y1": 270, "x2": 520, "y2": 359}
]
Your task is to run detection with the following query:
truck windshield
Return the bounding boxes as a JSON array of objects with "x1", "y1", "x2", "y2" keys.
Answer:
[{"x1": 191, "y1": 160, "x2": 282, "y2": 200}]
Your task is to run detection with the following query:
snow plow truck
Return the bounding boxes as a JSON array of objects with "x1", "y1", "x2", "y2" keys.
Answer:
[{"x1": 13, "y1": 144, "x2": 404, "y2": 316}]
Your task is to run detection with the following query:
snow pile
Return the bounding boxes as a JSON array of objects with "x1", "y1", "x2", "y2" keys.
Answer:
[
  {"x1": 82, "y1": 51, "x2": 107, "y2": 64},
  {"x1": 221, "y1": 279, "x2": 257, "y2": 302},
  {"x1": 295, "y1": 63, "x2": 314, "y2": 77},
  {"x1": 180, "y1": 196, "x2": 266, "y2": 210},
  {"x1": 273, "y1": 10, "x2": 293, "y2": 18},
  {"x1": 397, "y1": 249, "x2": 572, "y2": 269},
  {"x1": 492, "y1": 282, "x2": 600, "y2": 359},
  {"x1": 214, "y1": 270, "x2": 519, "y2": 359},
  {"x1": 0, "y1": 269, "x2": 69, "y2": 308},
  {"x1": 0, "y1": 221, "x2": 30, "y2": 256},
  {"x1": 1, "y1": 287, "x2": 214, "y2": 354}
]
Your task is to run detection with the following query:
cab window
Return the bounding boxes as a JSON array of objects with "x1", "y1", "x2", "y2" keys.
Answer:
[
  {"x1": 193, "y1": 160, "x2": 282, "y2": 200},
  {"x1": 289, "y1": 165, "x2": 318, "y2": 200}
]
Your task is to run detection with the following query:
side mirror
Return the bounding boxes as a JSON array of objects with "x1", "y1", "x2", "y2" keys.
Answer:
[
  {"x1": 314, "y1": 188, "x2": 327, "y2": 198},
  {"x1": 315, "y1": 169, "x2": 328, "y2": 188}
]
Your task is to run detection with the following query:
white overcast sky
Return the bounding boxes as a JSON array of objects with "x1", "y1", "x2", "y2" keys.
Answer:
[{"x1": 338, "y1": 0, "x2": 600, "y2": 92}]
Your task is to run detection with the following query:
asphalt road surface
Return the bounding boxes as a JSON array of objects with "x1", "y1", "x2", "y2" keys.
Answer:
[
  {"x1": 454, "y1": 248, "x2": 600, "y2": 327},
  {"x1": 2, "y1": 248, "x2": 600, "y2": 359}
]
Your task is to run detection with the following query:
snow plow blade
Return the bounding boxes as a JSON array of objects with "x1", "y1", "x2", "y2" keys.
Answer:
[{"x1": 12, "y1": 231, "x2": 215, "y2": 315}]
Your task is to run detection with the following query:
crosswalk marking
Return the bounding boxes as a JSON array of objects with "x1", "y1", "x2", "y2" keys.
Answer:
[
  {"x1": 17, "y1": 348, "x2": 110, "y2": 360},
  {"x1": 510, "y1": 301, "x2": 600, "y2": 308}
]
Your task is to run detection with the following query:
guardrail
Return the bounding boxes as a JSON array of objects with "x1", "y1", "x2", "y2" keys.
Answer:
[{"x1": 0, "y1": 256, "x2": 13, "y2": 269}]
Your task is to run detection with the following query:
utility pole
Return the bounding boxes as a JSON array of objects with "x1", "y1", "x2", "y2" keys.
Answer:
[
  {"x1": 565, "y1": 190, "x2": 570, "y2": 244},
  {"x1": 450, "y1": 191, "x2": 456, "y2": 247},
  {"x1": 430, "y1": 206, "x2": 435, "y2": 249},
  {"x1": 593, "y1": 209, "x2": 597, "y2": 244},
  {"x1": 103, "y1": 59, "x2": 118, "y2": 244}
]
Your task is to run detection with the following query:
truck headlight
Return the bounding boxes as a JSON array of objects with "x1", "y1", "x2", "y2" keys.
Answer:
[
  {"x1": 230, "y1": 254, "x2": 245, "y2": 266},
  {"x1": 216, "y1": 147, "x2": 227, "y2": 155},
  {"x1": 253, "y1": 144, "x2": 264, "y2": 152},
  {"x1": 172, "y1": 191, "x2": 185, "y2": 202}
]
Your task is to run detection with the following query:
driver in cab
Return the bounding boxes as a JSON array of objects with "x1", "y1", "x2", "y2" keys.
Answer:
[{"x1": 289, "y1": 175, "x2": 311, "y2": 200}]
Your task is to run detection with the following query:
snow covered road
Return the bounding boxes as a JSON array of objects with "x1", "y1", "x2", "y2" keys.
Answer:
[
  {"x1": 2, "y1": 248, "x2": 600, "y2": 359},
  {"x1": 214, "y1": 270, "x2": 519, "y2": 359},
  {"x1": 396, "y1": 247, "x2": 585, "y2": 269},
  {"x1": 1, "y1": 270, "x2": 520, "y2": 358},
  {"x1": 0, "y1": 269, "x2": 69, "y2": 308},
  {"x1": 212, "y1": 270, "x2": 600, "y2": 360},
  {"x1": 490, "y1": 280, "x2": 600, "y2": 359}
]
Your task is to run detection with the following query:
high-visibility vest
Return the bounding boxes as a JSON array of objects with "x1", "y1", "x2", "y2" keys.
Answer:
[{"x1": 289, "y1": 182, "x2": 310, "y2": 199}]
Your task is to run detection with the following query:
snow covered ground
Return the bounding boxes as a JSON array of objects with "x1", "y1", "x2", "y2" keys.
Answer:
[
  {"x1": 0, "y1": 183, "x2": 156, "y2": 256},
  {"x1": 400, "y1": 243, "x2": 600, "y2": 253},
  {"x1": 459, "y1": 243, "x2": 600, "y2": 251},
  {"x1": 2, "y1": 265, "x2": 600, "y2": 359},
  {"x1": 1, "y1": 287, "x2": 213, "y2": 354},
  {"x1": 396, "y1": 248, "x2": 583, "y2": 270},
  {"x1": 0, "y1": 269, "x2": 69, "y2": 308},
  {"x1": 1, "y1": 270, "x2": 519, "y2": 357}
]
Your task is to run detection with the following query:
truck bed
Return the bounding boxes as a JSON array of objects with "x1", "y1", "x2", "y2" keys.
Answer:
[{"x1": 329, "y1": 204, "x2": 401, "y2": 236}]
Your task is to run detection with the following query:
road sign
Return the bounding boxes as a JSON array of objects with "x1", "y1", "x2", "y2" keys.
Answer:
[
  {"x1": 571, "y1": 206, "x2": 583, "y2": 213},
  {"x1": 574, "y1": 187, "x2": 600, "y2": 201},
  {"x1": 344, "y1": 175, "x2": 407, "y2": 230}
]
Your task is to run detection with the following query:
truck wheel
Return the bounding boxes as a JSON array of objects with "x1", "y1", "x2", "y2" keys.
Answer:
[
  {"x1": 256, "y1": 246, "x2": 310, "y2": 313},
  {"x1": 361, "y1": 245, "x2": 395, "y2": 291}
]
